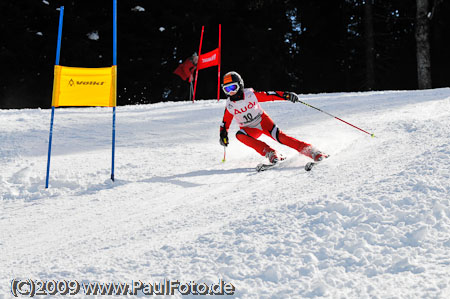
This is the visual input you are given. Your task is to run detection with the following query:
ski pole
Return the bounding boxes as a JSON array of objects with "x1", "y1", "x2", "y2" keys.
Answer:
[
  {"x1": 222, "y1": 146, "x2": 226, "y2": 162},
  {"x1": 295, "y1": 95, "x2": 375, "y2": 137}
]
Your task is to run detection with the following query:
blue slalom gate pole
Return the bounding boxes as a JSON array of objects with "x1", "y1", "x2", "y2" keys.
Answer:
[
  {"x1": 55, "y1": 7, "x2": 64, "y2": 65},
  {"x1": 111, "y1": 107, "x2": 116, "y2": 181},
  {"x1": 111, "y1": 0, "x2": 117, "y2": 181},
  {"x1": 113, "y1": 0, "x2": 117, "y2": 66},
  {"x1": 45, "y1": 107, "x2": 55, "y2": 188},
  {"x1": 46, "y1": 6, "x2": 64, "y2": 189}
]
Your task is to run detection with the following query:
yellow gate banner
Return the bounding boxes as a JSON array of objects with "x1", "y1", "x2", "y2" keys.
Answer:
[{"x1": 52, "y1": 65, "x2": 117, "y2": 107}]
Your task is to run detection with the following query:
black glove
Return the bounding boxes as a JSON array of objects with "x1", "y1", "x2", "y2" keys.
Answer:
[
  {"x1": 283, "y1": 92, "x2": 299, "y2": 103},
  {"x1": 220, "y1": 129, "x2": 229, "y2": 147}
]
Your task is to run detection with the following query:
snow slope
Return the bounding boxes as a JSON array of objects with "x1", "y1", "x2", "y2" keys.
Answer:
[{"x1": 1, "y1": 88, "x2": 450, "y2": 298}]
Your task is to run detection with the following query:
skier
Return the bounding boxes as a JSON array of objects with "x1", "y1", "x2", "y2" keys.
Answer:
[
  {"x1": 167, "y1": 53, "x2": 198, "y2": 101},
  {"x1": 219, "y1": 71, "x2": 328, "y2": 165}
]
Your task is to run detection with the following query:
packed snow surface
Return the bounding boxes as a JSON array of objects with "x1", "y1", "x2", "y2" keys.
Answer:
[{"x1": 1, "y1": 88, "x2": 450, "y2": 298}]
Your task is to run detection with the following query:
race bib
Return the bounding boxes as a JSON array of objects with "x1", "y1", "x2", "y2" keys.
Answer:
[{"x1": 226, "y1": 89, "x2": 264, "y2": 127}]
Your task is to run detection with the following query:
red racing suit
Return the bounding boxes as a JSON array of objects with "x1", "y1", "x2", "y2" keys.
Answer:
[
  {"x1": 220, "y1": 88, "x2": 315, "y2": 159},
  {"x1": 173, "y1": 58, "x2": 196, "y2": 82}
]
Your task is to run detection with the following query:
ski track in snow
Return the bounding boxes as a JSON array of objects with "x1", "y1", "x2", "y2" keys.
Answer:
[{"x1": 1, "y1": 88, "x2": 450, "y2": 298}]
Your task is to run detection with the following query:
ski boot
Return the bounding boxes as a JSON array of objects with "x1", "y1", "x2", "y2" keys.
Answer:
[
  {"x1": 265, "y1": 150, "x2": 285, "y2": 164},
  {"x1": 312, "y1": 151, "x2": 329, "y2": 162}
]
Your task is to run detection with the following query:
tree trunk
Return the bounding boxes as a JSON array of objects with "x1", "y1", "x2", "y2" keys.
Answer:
[
  {"x1": 364, "y1": 0, "x2": 375, "y2": 90},
  {"x1": 415, "y1": 0, "x2": 432, "y2": 89}
]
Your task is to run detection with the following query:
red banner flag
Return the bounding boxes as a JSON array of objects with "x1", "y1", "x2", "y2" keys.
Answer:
[{"x1": 197, "y1": 48, "x2": 219, "y2": 70}]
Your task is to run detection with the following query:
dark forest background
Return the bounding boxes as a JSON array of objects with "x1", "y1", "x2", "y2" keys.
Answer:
[{"x1": 0, "y1": 0, "x2": 449, "y2": 108}]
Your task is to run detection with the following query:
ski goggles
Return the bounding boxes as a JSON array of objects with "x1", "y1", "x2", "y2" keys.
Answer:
[{"x1": 222, "y1": 82, "x2": 240, "y2": 95}]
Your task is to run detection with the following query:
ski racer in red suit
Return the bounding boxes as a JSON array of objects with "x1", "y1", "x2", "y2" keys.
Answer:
[
  {"x1": 173, "y1": 54, "x2": 198, "y2": 82},
  {"x1": 219, "y1": 71, "x2": 328, "y2": 164}
]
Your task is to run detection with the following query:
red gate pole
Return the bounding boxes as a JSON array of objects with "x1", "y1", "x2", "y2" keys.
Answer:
[
  {"x1": 217, "y1": 24, "x2": 221, "y2": 102},
  {"x1": 193, "y1": 26, "x2": 204, "y2": 102}
]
